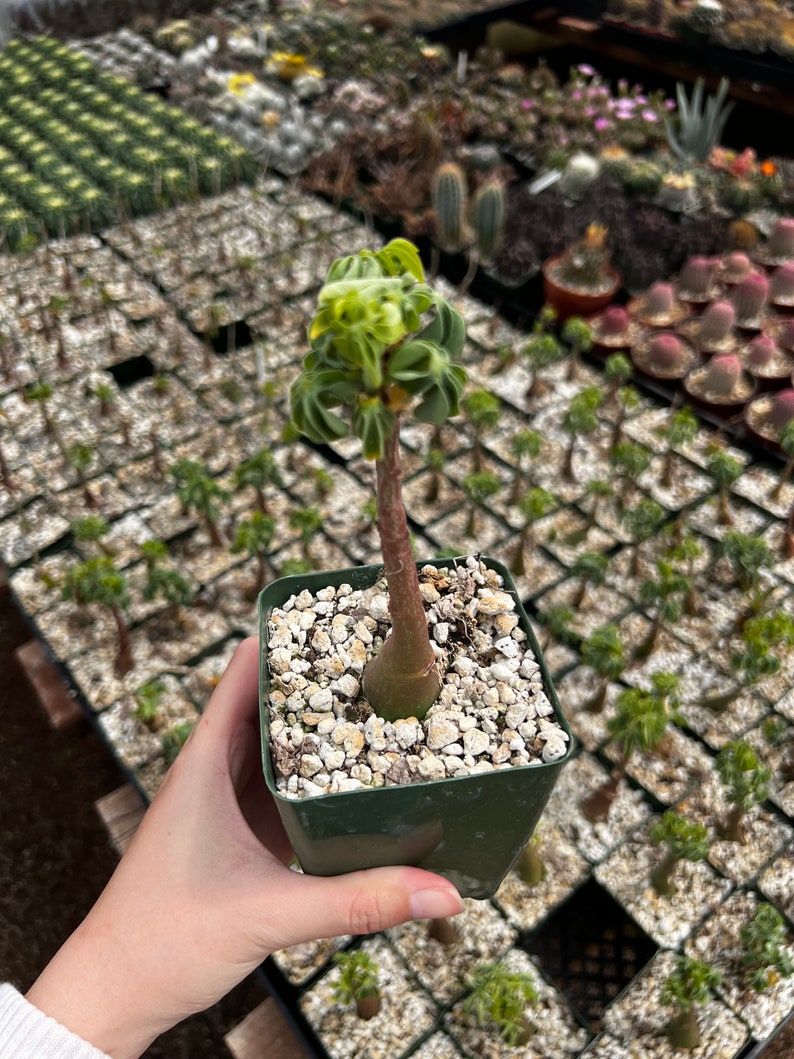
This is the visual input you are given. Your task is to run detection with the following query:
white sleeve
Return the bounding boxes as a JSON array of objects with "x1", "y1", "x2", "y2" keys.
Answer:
[{"x1": 0, "y1": 984, "x2": 111, "y2": 1059}]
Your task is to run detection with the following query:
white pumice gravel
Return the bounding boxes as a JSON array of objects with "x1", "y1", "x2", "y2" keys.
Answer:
[{"x1": 266, "y1": 557, "x2": 568, "y2": 799}]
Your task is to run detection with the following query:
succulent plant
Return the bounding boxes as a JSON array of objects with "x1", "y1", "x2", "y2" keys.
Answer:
[
  {"x1": 765, "y1": 217, "x2": 794, "y2": 262},
  {"x1": 720, "y1": 250, "x2": 753, "y2": 284},
  {"x1": 745, "y1": 334, "x2": 778, "y2": 368},
  {"x1": 678, "y1": 254, "x2": 717, "y2": 297},
  {"x1": 665, "y1": 76, "x2": 733, "y2": 162},
  {"x1": 432, "y1": 161, "x2": 470, "y2": 253},
  {"x1": 601, "y1": 305, "x2": 631, "y2": 336},
  {"x1": 472, "y1": 179, "x2": 505, "y2": 265},
  {"x1": 697, "y1": 298, "x2": 736, "y2": 345},
  {"x1": 730, "y1": 271, "x2": 769, "y2": 323},
  {"x1": 641, "y1": 332, "x2": 691, "y2": 375},
  {"x1": 767, "y1": 389, "x2": 794, "y2": 433},
  {"x1": 699, "y1": 352, "x2": 745, "y2": 396},
  {"x1": 641, "y1": 282, "x2": 676, "y2": 320},
  {"x1": 769, "y1": 263, "x2": 794, "y2": 306}
]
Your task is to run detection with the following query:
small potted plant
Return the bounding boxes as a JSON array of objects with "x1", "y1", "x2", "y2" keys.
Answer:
[
  {"x1": 659, "y1": 954, "x2": 722, "y2": 1050},
  {"x1": 259, "y1": 239, "x2": 573, "y2": 898},
  {"x1": 542, "y1": 223, "x2": 622, "y2": 322}
]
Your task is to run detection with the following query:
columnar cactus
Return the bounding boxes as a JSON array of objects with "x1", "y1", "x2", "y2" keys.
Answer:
[
  {"x1": 698, "y1": 299, "x2": 735, "y2": 346},
  {"x1": 678, "y1": 255, "x2": 716, "y2": 297},
  {"x1": 472, "y1": 180, "x2": 505, "y2": 265},
  {"x1": 765, "y1": 217, "x2": 794, "y2": 262},
  {"x1": 731, "y1": 271, "x2": 769, "y2": 323},
  {"x1": 769, "y1": 263, "x2": 794, "y2": 306},
  {"x1": 699, "y1": 352, "x2": 745, "y2": 396},
  {"x1": 641, "y1": 281, "x2": 676, "y2": 320},
  {"x1": 432, "y1": 162, "x2": 470, "y2": 253},
  {"x1": 745, "y1": 334, "x2": 777, "y2": 368}
]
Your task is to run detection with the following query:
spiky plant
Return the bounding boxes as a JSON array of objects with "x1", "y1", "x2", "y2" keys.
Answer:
[
  {"x1": 716, "y1": 739, "x2": 771, "y2": 842},
  {"x1": 649, "y1": 811, "x2": 709, "y2": 896},
  {"x1": 332, "y1": 950, "x2": 381, "y2": 1021},
  {"x1": 462, "y1": 962, "x2": 538, "y2": 1047},
  {"x1": 660, "y1": 955, "x2": 722, "y2": 1050},
  {"x1": 741, "y1": 903, "x2": 794, "y2": 993}
]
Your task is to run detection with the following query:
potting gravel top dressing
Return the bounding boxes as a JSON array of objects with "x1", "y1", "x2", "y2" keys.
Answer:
[{"x1": 267, "y1": 556, "x2": 569, "y2": 799}]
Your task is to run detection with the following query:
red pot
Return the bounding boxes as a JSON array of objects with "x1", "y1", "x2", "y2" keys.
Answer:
[{"x1": 542, "y1": 255, "x2": 623, "y2": 322}]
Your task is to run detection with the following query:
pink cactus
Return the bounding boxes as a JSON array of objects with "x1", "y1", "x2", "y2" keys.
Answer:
[
  {"x1": 679, "y1": 255, "x2": 715, "y2": 295},
  {"x1": 702, "y1": 353, "x2": 744, "y2": 396},
  {"x1": 722, "y1": 251, "x2": 752, "y2": 283},
  {"x1": 776, "y1": 318, "x2": 794, "y2": 350},
  {"x1": 767, "y1": 218, "x2": 794, "y2": 261},
  {"x1": 600, "y1": 305, "x2": 630, "y2": 336},
  {"x1": 647, "y1": 332, "x2": 688, "y2": 372},
  {"x1": 699, "y1": 299, "x2": 735, "y2": 344},
  {"x1": 731, "y1": 272, "x2": 769, "y2": 321},
  {"x1": 769, "y1": 263, "x2": 794, "y2": 304},
  {"x1": 746, "y1": 335, "x2": 777, "y2": 367},
  {"x1": 642, "y1": 282, "x2": 675, "y2": 317},
  {"x1": 767, "y1": 388, "x2": 794, "y2": 432}
]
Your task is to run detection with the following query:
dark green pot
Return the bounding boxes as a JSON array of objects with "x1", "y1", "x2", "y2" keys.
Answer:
[{"x1": 258, "y1": 555, "x2": 573, "y2": 899}]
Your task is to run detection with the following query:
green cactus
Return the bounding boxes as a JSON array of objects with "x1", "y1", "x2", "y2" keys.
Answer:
[
  {"x1": 432, "y1": 162, "x2": 470, "y2": 253},
  {"x1": 472, "y1": 179, "x2": 505, "y2": 264}
]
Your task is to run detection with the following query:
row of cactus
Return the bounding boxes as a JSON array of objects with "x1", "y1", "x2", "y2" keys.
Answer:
[
  {"x1": 0, "y1": 35, "x2": 256, "y2": 248},
  {"x1": 431, "y1": 161, "x2": 506, "y2": 265}
]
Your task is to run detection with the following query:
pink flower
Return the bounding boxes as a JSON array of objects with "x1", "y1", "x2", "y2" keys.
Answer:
[
  {"x1": 730, "y1": 147, "x2": 757, "y2": 177},
  {"x1": 636, "y1": 94, "x2": 648, "y2": 104},
  {"x1": 665, "y1": 98, "x2": 677, "y2": 110},
  {"x1": 577, "y1": 63, "x2": 596, "y2": 75},
  {"x1": 642, "y1": 109, "x2": 659, "y2": 122},
  {"x1": 594, "y1": 117, "x2": 612, "y2": 131},
  {"x1": 521, "y1": 99, "x2": 534, "y2": 110},
  {"x1": 571, "y1": 89, "x2": 583, "y2": 101}
]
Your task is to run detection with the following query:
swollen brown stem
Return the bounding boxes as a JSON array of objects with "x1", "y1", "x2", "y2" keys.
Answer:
[
  {"x1": 111, "y1": 604, "x2": 133, "y2": 677},
  {"x1": 362, "y1": 421, "x2": 440, "y2": 722}
]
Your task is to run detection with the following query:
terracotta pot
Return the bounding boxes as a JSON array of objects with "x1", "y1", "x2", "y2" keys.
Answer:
[{"x1": 542, "y1": 255, "x2": 622, "y2": 322}]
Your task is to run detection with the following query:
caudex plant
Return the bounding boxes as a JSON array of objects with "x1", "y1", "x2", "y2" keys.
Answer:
[
  {"x1": 62, "y1": 556, "x2": 133, "y2": 677},
  {"x1": 290, "y1": 238, "x2": 466, "y2": 722},
  {"x1": 331, "y1": 949, "x2": 381, "y2": 1021},
  {"x1": 740, "y1": 902, "x2": 794, "y2": 993},
  {"x1": 660, "y1": 954, "x2": 722, "y2": 1051},
  {"x1": 582, "y1": 672, "x2": 680, "y2": 823},
  {"x1": 715, "y1": 739, "x2": 771, "y2": 843},
  {"x1": 702, "y1": 610, "x2": 794, "y2": 711},
  {"x1": 462, "y1": 961, "x2": 539, "y2": 1047},
  {"x1": 649, "y1": 810, "x2": 709, "y2": 897}
]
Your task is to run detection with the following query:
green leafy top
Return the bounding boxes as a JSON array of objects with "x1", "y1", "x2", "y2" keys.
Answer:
[
  {"x1": 463, "y1": 962, "x2": 538, "y2": 1046},
  {"x1": 291, "y1": 239, "x2": 466, "y2": 460}
]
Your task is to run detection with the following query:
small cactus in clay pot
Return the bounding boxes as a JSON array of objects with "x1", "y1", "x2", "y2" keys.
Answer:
[
  {"x1": 628, "y1": 281, "x2": 686, "y2": 327},
  {"x1": 679, "y1": 298, "x2": 736, "y2": 354},
  {"x1": 631, "y1": 330, "x2": 699, "y2": 380},
  {"x1": 769, "y1": 263, "x2": 794, "y2": 309},
  {"x1": 588, "y1": 304, "x2": 644, "y2": 352},
  {"x1": 745, "y1": 387, "x2": 794, "y2": 448},
  {"x1": 677, "y1": 255, "x2": 721, "y2": 305},
  {"x1": 718, "y1": 251, "x2": 753, "y2": 285},
  {"x1": 730, "y1": 271, "x2": 769, "y2": 328},
  {"x1": 684, "y1": 351, "x2": 755, "y2": 412},
  {"x1": 754, "y1": 216, "x2": 794, "y2": 268},
  {"x1": 740, "y1": 334, "x2": 794, "y2": 389}
]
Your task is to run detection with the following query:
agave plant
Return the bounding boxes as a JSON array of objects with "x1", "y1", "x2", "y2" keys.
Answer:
[{"x1": 665, "y1": 77, "x2": 734, "y2": 162}]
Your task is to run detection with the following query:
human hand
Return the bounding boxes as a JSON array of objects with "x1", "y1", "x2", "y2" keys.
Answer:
[{"x1": 27, "y1": 636, "x2": 462, "y2": 1058}]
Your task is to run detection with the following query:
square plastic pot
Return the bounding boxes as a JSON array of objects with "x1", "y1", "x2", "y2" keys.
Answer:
[{"x1": 259, "y1": 555, "x2": 574, "y2": 899}]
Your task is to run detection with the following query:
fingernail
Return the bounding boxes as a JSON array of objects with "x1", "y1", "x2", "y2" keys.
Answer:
[{"x1": 409, "y1": 886, "x2": 463, "y2": 920}]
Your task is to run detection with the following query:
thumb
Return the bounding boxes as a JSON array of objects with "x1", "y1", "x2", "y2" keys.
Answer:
[{"x1": 266, "y1": 866, "x2": 463, "y2": 944}]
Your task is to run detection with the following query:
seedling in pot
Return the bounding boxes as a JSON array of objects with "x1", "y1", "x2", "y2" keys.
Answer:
[
  {"x1": 508, "y1": 428, "x2": 542, "y2": 507},
  {"x1": 660, "y1": 954, "x2": 722, "y2": 1051},
  {"x1": 719, "y1": 529, "x2": 775, "y2": 619},
  {"x1": 579, "y1": 623, "x2": 625, "y2": 714},
  {"x1": 521, "y1": 306, "x2": 564, "y2": 400},
  {"x1": 561, "y1": 315, "x2": 592, "y2": 382},
  {"x1": 71, "y1": 515, "x2": 114, "y2": 558},
  {"x1": 570, "y1": 551, "x2": 610, "y2": 609},
  {"x1": 233, "y1": 445, "x2": 283, "y2": 514},
  {"x1": 66, "y1": 441, "x2": 99, "y2": 509},
  {"x1": 705, "y1": 448, "x2": 743, "y2": 527},
  {"x1": 664, "y1": 531, "x2": 704, "y2": 617},
  {"x1": 635, "y1": 558, "x2": 691, "y2": 660},
  {"x1": 133, "y1": 679, "x2": 166, "y2": 732},
  {"x1": 610, "y1": 440, "x2": 652, "y2": 510},
  {"x1": 141, "y1": 540, "x2": 194, "y2": 613},
  {"x1": 461, "y1": 470, "x2": 500, "y2": 539},
  {"x1": 510, "y1": 485, "x2": 556, "y2": 577},
  {"x1": 582, "y1": 672, "x2": 678, "y2": 823},
  {"x1": 660, "y1": 405, "x2": 699, "y2": 490},
  {"x1": 702, "y1": 610, "x2": 794, "y2": 712},
  {"x1": 290, "y1": 238, "x2": 466, "y2": 722},
  {"x1": 566, "y1": 479, "x2": 611, "y2": 545},
  {"x1": 461, "y1": 387, "x2": 500, "y2": 473},
  {"x1": 162, "y1": 720, "x2": 194, "y2": 766},
  {"x1": 741, "y1": 902, "x2": 794, "y2": 993},
  {"x1": 288, "y1": 504, "x2": 323, "y2": 569},
  {"x1": 649, "y1": 810, "x2": 709, "y2": 897},
  {"x1": 462, "y1": 961, "x2": 538, "y2": 1047},
  {"x1": 561, "y1": 385, "x2": 603, "y2": 481},
  {"x1": 62, "y1": 556, "x2": 133, "y2": 677},
  {"x1": 715, "y1": 739, "x2": 771, "y2": 842},
  {"x1": 331, "y1": 949, "x2": 381, "y2": 1021},
  {"x1": 230, "y1": 512, "x2": 276, "y2": 600},
  {"x1": 170, "y1": 458, "x2": 230, "y2": 549},
  {"x1": 622, "y1": 497, "x2": 666, "y2": 578}
]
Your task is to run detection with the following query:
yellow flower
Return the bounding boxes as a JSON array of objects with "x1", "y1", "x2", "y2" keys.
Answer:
[
  {"x1": 228, "y1": 72, "x2": 257, "y2": 96},
  {"x1": 267, "y1": 51, "x2": 323, "y2": 81}
]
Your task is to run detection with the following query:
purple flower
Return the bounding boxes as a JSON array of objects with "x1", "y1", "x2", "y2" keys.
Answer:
[
  {"x1": 577, "y1": 63, "x2": 596, "y2": 75},
  {"x1": 521, "y1": 99, "x2": 534, "y2": 110},
  {"x1": 642, "y1": 109, "x2": 659, "y2": 122},
  {"x1": 615, "y1": 110, "x2": 632, "y2": 120},
  {"x1": 665, "y1": 99, "x2": 677, "y2": 110},
  {"x1": 636, "y1": 94, "x2": 648, "y2": 104},
  {"x1": 594, "y1": 117, "x2": 612, "y2": 131},
  {"x1": 585, "y1": 105, "x2": 597, "y2": 117},
  {"x1": 571, "y1": 89, "x2": 583, "y2": 101}
]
